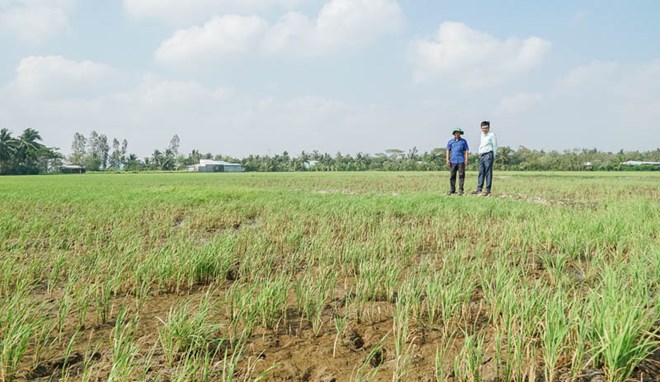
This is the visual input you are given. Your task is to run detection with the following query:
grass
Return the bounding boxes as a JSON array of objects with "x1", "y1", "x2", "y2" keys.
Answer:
[{"x1": 0, "y1": 171, "x2": 658, "y2": 381}]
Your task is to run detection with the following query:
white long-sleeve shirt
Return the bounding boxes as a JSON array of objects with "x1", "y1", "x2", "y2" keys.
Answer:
[{"x1": 478, "y1": 132, "x2": 497, "y2": 157}]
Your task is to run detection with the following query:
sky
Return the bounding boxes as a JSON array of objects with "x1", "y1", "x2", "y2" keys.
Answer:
[{"x1": 1, "y1": 0, "x2": 659, "y2": 158}]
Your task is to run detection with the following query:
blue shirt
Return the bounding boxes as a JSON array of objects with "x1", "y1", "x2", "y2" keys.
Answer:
[{"x1": 446, "y1": 138, "x2": 469, "y2": 164}]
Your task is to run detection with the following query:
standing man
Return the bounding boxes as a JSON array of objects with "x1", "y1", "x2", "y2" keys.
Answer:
[
  {"x1": 446, "y1": 128, "x2": 469, "y2": 195},
  {"x1": 472, "y1": 121, "x2": 498, "y2": 196}
]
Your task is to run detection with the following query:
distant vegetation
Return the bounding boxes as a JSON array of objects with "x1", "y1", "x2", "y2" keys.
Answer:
[
  {"x1": 0, "y1": 128, "x2": 62, "y2": 175},
  {"x1": 1, "y1": 128, "x2": 659, "y2": 174}
]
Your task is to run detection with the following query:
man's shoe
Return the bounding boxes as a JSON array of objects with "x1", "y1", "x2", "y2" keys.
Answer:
[
  {"x1": 447, "y1": 191, "x2": 455, "y2": 195},
  {"x1": 470, "y1": 190, "x2": 481, "y2": 195},
  {"x1": 458, "y1": 191, "x2": 464, "y2": 196},
  {"x1": 482, "y1": 191, "x2": 491, "y2": 196}
]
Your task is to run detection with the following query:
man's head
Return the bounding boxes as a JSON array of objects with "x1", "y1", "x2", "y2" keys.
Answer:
[
  {"x1": 452, "y1": 128, "x2": 464, "y2": 138},
  {"x1": 480, "y1": 121, "x2": 490, "y2": 133}
]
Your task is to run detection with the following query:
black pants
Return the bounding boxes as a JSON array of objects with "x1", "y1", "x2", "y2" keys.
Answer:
[{"x1": 449, "y1": 162, "x2": 465, "y2": 193}]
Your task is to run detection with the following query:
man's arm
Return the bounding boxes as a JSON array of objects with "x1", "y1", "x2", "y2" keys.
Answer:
[
  {"x1": 464, "y1": 150, "x2": 469, "y2": 165},
  {"x1": 492, "y1": 134, "x2": 498, "y2": 157},
  {"x1": 445, "y1": 149, "x2": 450, "y2": 166}
]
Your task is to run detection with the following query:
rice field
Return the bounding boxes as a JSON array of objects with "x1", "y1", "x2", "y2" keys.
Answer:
[{"x1": 0, "y1": 171, "x2": 658, "y2": 382}]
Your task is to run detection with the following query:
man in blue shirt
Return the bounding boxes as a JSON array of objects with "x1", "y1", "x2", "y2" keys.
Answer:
[{"x1": 445, "y1": 128, "x2": 469, "y2": 195}]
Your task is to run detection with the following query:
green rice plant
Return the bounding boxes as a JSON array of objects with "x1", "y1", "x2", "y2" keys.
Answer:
[
  {"x1": 540, "y1": 251, "x2": 571, "y2": 286},
  {"x1": 0, "y1": 290, "x2": 44, "y2": 382},
  {"x1": 185, "y1": 236, "x2": 236, "y2": 288},
  {"x1": 392, "y1": 298, "x2": 413, "y2": 382},
  {"x1": 481, "y1": 258, "x2": 521, "y2": 326},
  {"x1": 588, "y1": 267, "x2": 658, "y2": 382},
  {"x1": 354, "y1": 258, "x2": 400, "y2": 303},
  {"x1": 492, "y1": 324, "x2": 505, "y2": 378},
  {"x1": 157, "y1": 291, "x2": 224, "y2": 366},
  {"x1": 80, "y1": 344, "x2": 103, "y2": 382},
  {"x1": 503, "y1": 326, "x2": 526, "y2": 382},
  {"x1": 333, "y1": 315, "x2": 347, "y2": 358},
  {"x1": 294, "y1": 268, "x2": 336, "y2": 336},
  {"x1": 220, "y1": 338, "x2": 246, "y2": 382},
  {"x1": 132, "y1": 276, "x2": 153, "y2": 314},
  {"x1": 540, "y1": 288, "x2": 572, "y2": 382},
  {"x1": 351, "y1": 339, "x2": 386, "y2": 382},
  {"x1": 170, "y1": 345, "x2": 220, "y2": 382},
  {"x1": 108, "y1": 308, "x2": 140, "y2": 382},
  {"x1": 453, "y1": 331, "x2": 485, "y2": 382},
  {"x1": 56, "y1": 282, "x2": 75, "y2": 336},
  {"x1": 94, "y1": 276, "x2": 115, "y2": 325},
  {"x1": 0, "y1": 258, "x2": 18, "y2": 298},
  {"x1": 345, "y1": 287, "x2": 366, "y2": 324},
  {"x1": 396, "y1": 273, "x2": 424, "y2": 324},
  {"x1": 434, "y1": 331, "x2": 456, "y2": 382},
  {"x1": 46, "y1": 251, "x2": 69, "y2": 295},
  {"x1": 251, "y1": 275, "x2": 291, "y2": 330},
  {"x1": 569, "y1": 302, "x2": 591, "y2": 379},
  {"x1": 74, "y1": 284, "x2": 92, "y2": 331},
  {"x1": 60, "y1": 331, "x2": 79, "y2": 380}
]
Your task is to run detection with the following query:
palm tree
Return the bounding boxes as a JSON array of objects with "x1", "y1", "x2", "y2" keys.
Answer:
[
  {"x1": 15, "y1": 129, "x2": 45, "y2": 173},
  {"x1": 0, "y1": 128, "x2": 15, "y2": 159},
  {"x1": 17, "y1": 128, "x2": 44, "y2": 158},
  {"x1": 0, "y1": 128, "x2": 18, "y2": 173}
]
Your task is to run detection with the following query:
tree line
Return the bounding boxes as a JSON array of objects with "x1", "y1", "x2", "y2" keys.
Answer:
[{"x1": 1, "y1": 128, "x2": 659, "y2": 175}]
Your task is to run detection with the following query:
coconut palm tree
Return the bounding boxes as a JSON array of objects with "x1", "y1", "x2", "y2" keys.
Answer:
[
  {"x1": 14, "y1": 128, "x2": 45, "y2": 171},
  {"x1": 0, "y1": 128, "x2": 18, "y2": 173}
]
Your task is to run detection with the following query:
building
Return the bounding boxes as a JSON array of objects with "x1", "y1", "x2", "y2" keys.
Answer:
[
  {"x1": 187, "y1": 159, "x2": 244, "y2": 173},
  {"x1": 621, "y1": 161, "x2": 660, "y2": 166},
  {"x1": 60, "y1": 165, "x2": 86, "y2": 174}
]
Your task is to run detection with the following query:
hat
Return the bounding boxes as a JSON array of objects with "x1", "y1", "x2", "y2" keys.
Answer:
[{"x1": 452, "y1": 128, "x2": 464, "y2": 135}]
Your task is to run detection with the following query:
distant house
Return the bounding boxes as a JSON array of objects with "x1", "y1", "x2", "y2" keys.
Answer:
[
  {"x1": 60, "y1": 165, "x2": 86, "y2": 174},
  {"x1": 621, "y1": 161, "x2": 660, "y2": 166},
  {"x1": 187, "y1": 160, "x2": 244, "y2": 173},
  {"x1": 304, "y1": 160, "x2": 319, "y2": 169}
]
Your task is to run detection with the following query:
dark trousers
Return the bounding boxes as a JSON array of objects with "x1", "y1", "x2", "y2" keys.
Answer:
[
  {"x1": 477, "y1": 152, "x2": 494, "y2": 192},
  {"x1": 449, "y1": 162, "x2": 465, "y2": 193}
]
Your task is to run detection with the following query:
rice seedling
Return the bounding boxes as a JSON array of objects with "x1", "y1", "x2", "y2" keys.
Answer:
[
  {"x1": 157, "y1": 291, "x2": 224, "y2": 365},
  {"x1": 453, "y1": 331, "x2": 485, "y2": 382},
  {"x1": 392, "y1": 297, "x2": 413, "y2": 381},
  {"x1": 588, "y1": 266, "x2": 658, "y2": 382},
  {"x1": 0, "y1": 287, "x2": 45, "y2": 381},
  {"x1": 540, "y1": 287, "x2": 572, "y2": 382},
  {"x1": 108, "y1": 308, "x2": 140, "y2": 382}
]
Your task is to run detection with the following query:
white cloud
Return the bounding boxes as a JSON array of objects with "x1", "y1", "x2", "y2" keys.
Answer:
[
  {"x1": 311, "y1": 0, "x2": 403, "y2": 51},
  {"x1": 496, "y1": 60, "x2": 660, "y2": 152},
  {"x1": 410, "y1": 22, "x2": 551, "y2": 88},
  {"x1": 122, "y1": 0, "x2": 305, "y2": 24},
  {"x1": 264, "y1": 0, "x2": 403, "y2": 53},
  {"x1": 155, "y1": 15, "x2": 268, "y2": 67},
  {"x1": 12, "y1": 56, "x2": 119, "y2": 98},
  {"x1": 0, "y1": 0, "x2": 74, "y2": 43},
  {"x1": 571, "y1": 11, "x2": 585, "y2": 25},
  {"x1": 497, "y1": 92, "x2": 543, "y2": 114},
  {"x1": 560, "y1": 61, "x2": 620, "y2": 91},
  {"x1": 156, "y1": 0, "x2": 404, "y2": 66}
]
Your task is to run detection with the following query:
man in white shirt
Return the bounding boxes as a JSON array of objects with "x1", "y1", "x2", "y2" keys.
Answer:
[{"x1": 472, "y1": 121, "x2": 497, "y2": 196}]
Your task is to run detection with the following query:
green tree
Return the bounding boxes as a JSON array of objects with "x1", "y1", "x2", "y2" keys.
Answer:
[
  {"x1": 70, "y1": 132, "x2": 87, "y2": 166},
  {"x1": 0, "y1": 128, "x2": 18, "y2": 173}
]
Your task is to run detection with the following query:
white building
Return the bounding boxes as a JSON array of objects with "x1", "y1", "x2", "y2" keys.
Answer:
[
  {"x1": 621, "y1": 161, "x2": 660, "y2": 166},
  {"x1": 187, "y1": 160, "x2": 244, "y2": 173}
]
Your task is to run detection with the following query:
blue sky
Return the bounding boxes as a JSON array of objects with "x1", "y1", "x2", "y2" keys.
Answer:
[{"x1": 1, "y1": 0, "x2": 658, "y2": 157}]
